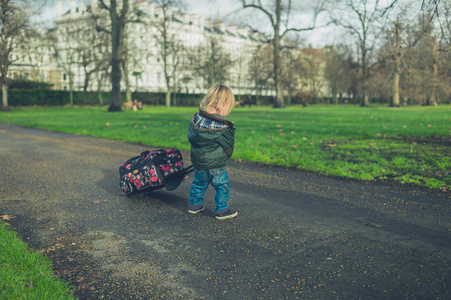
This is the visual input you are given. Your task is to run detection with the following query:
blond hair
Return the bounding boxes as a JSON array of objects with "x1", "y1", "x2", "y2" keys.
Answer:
[{"x1": 200, "y1": 84, "x2": 235, "y2": 116}]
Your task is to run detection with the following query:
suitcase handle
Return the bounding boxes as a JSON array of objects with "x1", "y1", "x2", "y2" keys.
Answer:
[
  {"x1": 184, "y1": 165, "x2": 194, "y2": 174},
  {"x1": 164, "y1": 165, "x2": 194, "y2": 181}
]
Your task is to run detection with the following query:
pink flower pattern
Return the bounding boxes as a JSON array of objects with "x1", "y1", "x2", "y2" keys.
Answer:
[{"x1": 120, "y1": 148, "x2": 184, "y2": 195}]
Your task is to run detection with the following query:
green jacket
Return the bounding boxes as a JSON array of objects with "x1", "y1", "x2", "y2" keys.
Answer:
[{"x1": 188, "y1": 109, "x2": 235, "y2": 169}]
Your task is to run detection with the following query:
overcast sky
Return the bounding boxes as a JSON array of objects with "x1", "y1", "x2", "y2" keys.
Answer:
[{"x1": 40, "y1": 0, "x2": 338, "y2": 48}]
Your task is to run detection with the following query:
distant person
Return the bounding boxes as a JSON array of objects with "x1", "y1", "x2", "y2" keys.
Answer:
[
  {"x1": 133, "y1": 99, "x2": 138, "y2": 111},
  {"x1": 247, "y1": 95, "x2": 252, "y2": 107},
  {"x1": 272, "y1": 95, "x2": 276, "y2": 106},
  {"x1": 187, "y1": 84, "x2": 237, "y2": 220}
]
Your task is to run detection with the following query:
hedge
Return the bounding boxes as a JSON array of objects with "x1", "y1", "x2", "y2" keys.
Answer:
[
  {"x1": 3, "y1": 90, "x2": 198, "y2": 106},
  {"x1": 2, "y1": 90, "x2": 277, "y2": 107}
]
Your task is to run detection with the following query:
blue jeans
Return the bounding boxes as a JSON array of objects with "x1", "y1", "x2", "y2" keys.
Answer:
[{"x1": 188, "y1": 166, "x2": 230, "y2": 214}]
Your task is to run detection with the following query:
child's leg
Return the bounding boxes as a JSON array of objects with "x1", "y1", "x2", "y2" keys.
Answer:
[
  {"x1": 188, "y1": 167, "x2": 209, "y2": 211},
  {"x1": 209, "y1": 167, "x2": 230, "y2": 213}
]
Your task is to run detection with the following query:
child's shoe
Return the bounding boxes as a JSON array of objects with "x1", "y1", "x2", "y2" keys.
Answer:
[
  {"x1": 188, "y1": 206, "x2": 205, "y2": 214},
  {"x1": 215, "y1": 210, "x2": 238, "y2": 220}
]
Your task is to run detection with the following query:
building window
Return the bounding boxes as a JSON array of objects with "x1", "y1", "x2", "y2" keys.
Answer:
[
  {"x1": 40, "y1": 72, "x2": 46, "y2": 80},
  {"x1": 63, "y1": 73, "x2": 67, "y2": 81},
  {"x1": 24, "y1": 72, "x2": 30, "y2": 80}
]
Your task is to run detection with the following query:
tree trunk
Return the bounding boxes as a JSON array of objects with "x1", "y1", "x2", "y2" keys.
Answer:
[
  {"x1": 70, "y1": 90, "x2": 74, "y2": 106},
  {"x1": 108, "y1": 0, "x2": 126, "y2": 112},
  {"x1": 361, "y1": 95, "x2": 370, "y2": 106},
  {"x1": 83, "y1": 72, "x2": 90, "y2": 92},
  {"x1": 109, "y1": 57, "x2": 123, "y2": 111},
  {"x1": 360, "y1": 28, "x2": 370, "y2": 107},
  {"x1": 165, "y1": 90, "x2": 171, "y2": 108},
  {"x1": 123, "y1": 59, "x2": 132, "y2": 103},
  {"x1": 273, "y1": 0, "x2": 284, "y2": 108},
  {"x1": 69, "y1": 72, "x2": 74, "y2": 106},
  {"x1": 427, "y1": 38, "x2": 439, "y2": 106},
  {"x1": 391, "y1": 71, "x2": 400, "y2": 107},
  {"x1": 97, "y1": 72, "x2": 104, "y2": 106},
  {"x1": 126, "y1": 86, "x2": 132, "y2": 103},
  {"x1": 98, "y1": 90, "x2": 103, "y2": 106},
  {"x1": 1, "y1": 83, "x2": 9, "y2": 111},
  {"x1": 390, "y1": 19, "x2": 401, "y2": 107}
]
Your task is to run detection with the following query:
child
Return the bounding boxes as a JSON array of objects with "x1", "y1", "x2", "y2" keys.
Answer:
[{"x1": 187, "y1": 84, "x2": 237, "y2": 220}]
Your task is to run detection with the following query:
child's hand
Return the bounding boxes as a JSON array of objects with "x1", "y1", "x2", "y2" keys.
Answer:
[{"x1": 184, "y1": 174, "x2": 189, "y2": 180}]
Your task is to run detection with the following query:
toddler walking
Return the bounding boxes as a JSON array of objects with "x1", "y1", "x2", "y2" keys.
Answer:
[{"x1": 187, "y1": 84, "x2": 237, "y2": 220}]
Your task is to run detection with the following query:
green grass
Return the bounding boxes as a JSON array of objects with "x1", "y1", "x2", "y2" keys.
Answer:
[
  {"x1": 0, "y1": 104, "x2": 450, "y2": 189},
  {"x1": 0, "y1": 223, "x2": 76, "y2": 299}
]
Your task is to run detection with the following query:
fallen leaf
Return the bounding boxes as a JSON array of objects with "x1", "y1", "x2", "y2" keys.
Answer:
[
  {"x1": 1, "y1": 214, "x2": 14, "y2": 221},
  {"x1": 91, "y1": 200, "x2": 103, "y2": 203}
]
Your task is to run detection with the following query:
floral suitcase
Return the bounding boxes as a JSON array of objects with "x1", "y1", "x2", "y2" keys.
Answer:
[{"x1": 119, "y1": 148, "x2": 193, "y2": 196}]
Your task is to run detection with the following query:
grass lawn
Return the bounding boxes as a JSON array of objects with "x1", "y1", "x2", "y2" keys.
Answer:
[
  {"x1": 0, "y1": 222, "x2": 75, "y2": 299},
  {"x1": 0, "y1": 104, "x2": 450, "y2": 189}
]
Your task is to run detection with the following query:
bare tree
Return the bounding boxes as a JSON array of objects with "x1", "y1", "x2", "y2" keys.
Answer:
[
  {"x1": 54, "y1": 18, "x2": 89, "y2": 106},
  {"x1": 298, "y1": 46, "x2": 327, "y2": 104},
  {"x1": 389, "y1": 18, "x2": 402, "y2": 106},
  {"x1": 189, "y1": 34, "x2": 233, "y2": 88},
  {"x1": 248, "y1": 43, "x2": 273, "y2": 103},
  {"x1": 380, "y1": 0, "x2": 450, "y2": 106},
  {"x1": 97, "y1": 0, "x2": 130, "y2": 112},
  {"x1": 241, "y1": 0, "x2": 326, "y2": 108},
  {"x1": 324, "y1": 46, "x2": 349, "y2": 103},
  {"x1": 0, "y1": 0, "x2": 44, "y2": 110},
  {"x1": 79, "y1": 14, "x2": 109, "y2": 93},
  {"x1": 397, "y1": 14, "x2": 450, "y2": 106},
  {"x1": 331, "y1": 0, "x2": 384, "y2": 107},
  {"x1": 85, "y1": 11, "x2": 111, "y2": 105},
  {"x1": 383, "y1": 0, "x2": 451, "y2": 50},
  {"x1": 147, "y1": 0, "x2": 185, "y2": 108}
]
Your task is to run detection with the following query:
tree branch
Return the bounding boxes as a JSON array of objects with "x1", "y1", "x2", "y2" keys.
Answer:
[
  {"x1": 96, "y1": 25, "x2": 111, "y2": 35},
  {"x1": 98, "y1": 0, "x2": 111, "y2": 11},
  {"x1": 241, "y1": 0, "x2": 276, "y2": 27}
]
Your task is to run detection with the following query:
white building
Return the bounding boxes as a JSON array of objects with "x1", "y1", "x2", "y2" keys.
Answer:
[
  {"x1": 53, "y1": 0, "x2": 270, "y2": 96},
  {"x1": 8, "y1": 0, "x2": 329, "y2": 102}
]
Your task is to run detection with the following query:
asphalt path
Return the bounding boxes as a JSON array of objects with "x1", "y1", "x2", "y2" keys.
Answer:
[{"x1": 1, "y1": 123, "x2": 450, "y2": 299}]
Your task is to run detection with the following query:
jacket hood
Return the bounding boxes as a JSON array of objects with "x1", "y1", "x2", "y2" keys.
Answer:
[{"x1": 198, "y1": 109, "x2": 234, "y2": 128}]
